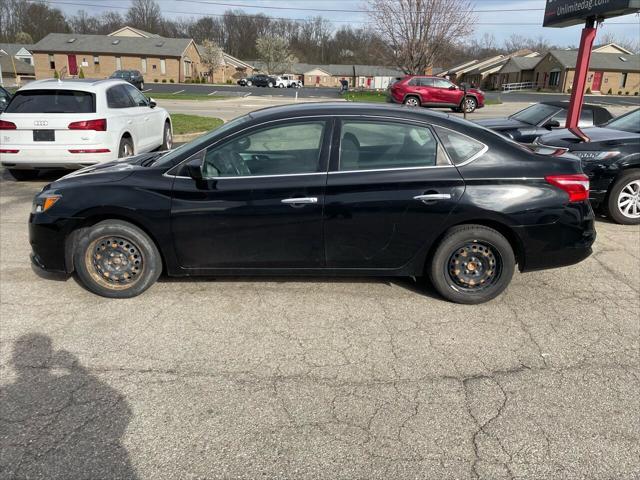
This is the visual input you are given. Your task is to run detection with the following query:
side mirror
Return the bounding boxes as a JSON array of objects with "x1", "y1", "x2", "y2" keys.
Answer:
[
  {"x1": 545, "y1": 119, "x2": 561, "y2": 129},
  {"x1": 449, "y1": 85, "x2": 457, "y2": 90},
  {"x1": 186, "y1": 157, "x2": 203, "y2": 181},
  {"x1": 148, "y1": 98, "x2": 157, "y2": 108}
]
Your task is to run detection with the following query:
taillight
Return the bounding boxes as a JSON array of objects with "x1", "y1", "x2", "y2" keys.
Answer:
[
  {"x1": 545, "y1": 174, "x2": 589, "y2": 202},
  {"x1": 0, "y1": 149, "x2": 19, "y2": 153},
  {"x1": 68, "y1": 119, "x2": 107, "y2": 131},
  {"x1": 0, "y1": 120, "x2": 17, "y2": 130}
]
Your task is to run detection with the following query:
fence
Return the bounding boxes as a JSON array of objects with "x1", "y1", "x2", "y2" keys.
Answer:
[{"x1": 501, "y1": 82, "x2": 542, "y2": 92}]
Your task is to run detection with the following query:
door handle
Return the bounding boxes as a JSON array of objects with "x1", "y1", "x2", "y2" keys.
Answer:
[
  {"x1": 413, "y1": 193, "x2": 451, "y2": 202},
  {"x1": 281, "y1": 197, "x2": 318, "y2": 205}
]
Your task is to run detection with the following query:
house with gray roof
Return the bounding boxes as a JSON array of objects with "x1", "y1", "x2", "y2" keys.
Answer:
[
  {"x1": 495, "y1": 56, "x2": 543, "y2": 88},
  {"x1": 533, "y1": 49, "x2": 639, "y2": 94},
  {"x1": 0, "y1": 49, "x2": 36, "y2": 86}
]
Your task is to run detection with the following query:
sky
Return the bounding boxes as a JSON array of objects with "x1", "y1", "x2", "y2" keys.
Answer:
[{"x1": 46, "y1": 0, "x2": 640, "y2": 47}]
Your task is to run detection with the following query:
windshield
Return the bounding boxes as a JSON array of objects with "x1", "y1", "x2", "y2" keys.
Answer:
[
  {"x1": 605, "y1": 109, "x2": 640, "y2": 133},
  {"x1": 510, "y1": 103, "x2": 561, "y2": 126},
  {"x1": 5, "y1": 90, "x2": 95, "y2": 113},
  {"x1": 154, "y1": 114, "x2": 252, "y2": 167}
]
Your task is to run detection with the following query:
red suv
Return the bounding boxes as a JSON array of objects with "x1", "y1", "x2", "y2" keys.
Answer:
[{"x1": 388, "y1": 76, "x2": 485, "y2": 113}]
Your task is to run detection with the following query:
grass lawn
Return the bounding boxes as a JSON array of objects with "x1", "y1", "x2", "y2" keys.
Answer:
[
  {"x1": 485, "y1": 97, "x2": 503, "y2": 105},
  {"x1": 170, "y1": 114, "x2": 224, "y2": 135},
  {"x1": 345, "y1": 91, "x2": 389, "y2": 103},
  {"x1": 148, "y1": 92, "x2": 229, "y2": 101}
]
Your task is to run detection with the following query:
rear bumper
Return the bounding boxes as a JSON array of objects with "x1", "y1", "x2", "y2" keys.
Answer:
[
  {"x1": 1, "y1": 145, "x2": 116, "y2": 169},
  {"x1": 515, "y1": 202, "x2": 596, "y2": 272}
]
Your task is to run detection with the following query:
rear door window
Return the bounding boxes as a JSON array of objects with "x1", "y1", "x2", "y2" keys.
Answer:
[
  {"x1": 5, "y1": 90, "x2": 95, "y2": 113},
  {"x1": 434, "y1": 126, "x2": 486, "y2": 165},
  {"x1": 107, "y1": 85, "x2": 135, "y2": 109}
]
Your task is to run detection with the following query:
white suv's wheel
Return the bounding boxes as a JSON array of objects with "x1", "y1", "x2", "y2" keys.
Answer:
[
  {"x1": 268, "y1": 81, "x2": 274, "y2": 88},
  {"x1": 118, "y1": 137, "x2": 134, "y2": 158}
]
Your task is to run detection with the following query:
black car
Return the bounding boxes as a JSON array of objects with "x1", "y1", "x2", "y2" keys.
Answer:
[
  {"x1": 534, "y1": 108, "x2": 640, "y2": 225},
  {"x1": 0, "y1": 86, "x2": 11, "y2": 112},
  {"x1": 476, "y1": 101, "x2": 613, "y2": 144},
  {"x1": 237, "y1": 74, "x2": 276, "y2": 87},
  {"x1": 110, "y1": 70, "x2": 145, "y2": 90},
  {"x1": 29, "y1": 103, "x2": 595, "y2": 303}
]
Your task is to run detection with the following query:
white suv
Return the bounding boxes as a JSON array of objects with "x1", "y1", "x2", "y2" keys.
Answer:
[
  {"x1": 274, "y1": 75, "x2": 302, "y2": 88},
  {"x1": 0, "y1": 78, "x2": 172, "y2": 180}
]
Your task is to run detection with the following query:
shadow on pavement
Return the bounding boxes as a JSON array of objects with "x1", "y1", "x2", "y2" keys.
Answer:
[{"x1": 0, "y1": 334, "x2": 138, "y2": 479}]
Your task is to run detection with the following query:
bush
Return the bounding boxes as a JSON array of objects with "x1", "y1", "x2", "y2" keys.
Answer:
[
  {"x1": 53, "y1": 70, "x2": 59, "y2": 79},
  {"x1": 585, "y1": 87, "x2": 591, "y2": 94},
  {"x1": 169, "y1": 79, "x2": 174, "y2": 83},
  {"x1": 185, "y1": 79, "x2": 191, "y2": 83},
  {"x1": 607, "y1": 88, "x2": 612, "y2": 95},
  {"x1": 154, "y1": 79, "x2": 158, "y2": 83},
  {"x1": 625, "y1": 91, "x2": 629, "y2": 95},
  {"x1": 78, "y1": 68, "x2": 85, "y2": 79},
  {"x1": 536, "y1": 87, "x2": 542, "y2": 92},
  {"x1": 162, "y1": 79, "x2": 166, "y2": 83},
  {"x1": 567, "y1": 87, "x2": 572, "y2": 93},
  {"x1": 635, "y1": 92, "x2": 639, "y2": 96},
  {"x1": 618, "y1": 90, "x2": 622, "y2": 95}
]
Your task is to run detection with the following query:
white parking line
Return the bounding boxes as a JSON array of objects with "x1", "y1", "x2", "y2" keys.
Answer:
[
  {"x1": 243, "y1": 93, "x2": 252, "y2": 98},
  {"x1": 208, "y1": 91, "x2": 218, "y2": 96},
  {"x1": 172, "y1": 90, "x2": 185, "y2": 95},
  {"x1": 143, "y1": 88, "x2": 152, "y2": 92}
]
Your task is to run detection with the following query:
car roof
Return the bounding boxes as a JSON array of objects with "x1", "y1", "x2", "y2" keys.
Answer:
[
  {"x1": 539, "y1": 100, "x2": 608, "y2": 112},
  {"x1": 17, "y1": 78, "x2": 130, "y2": 92},
  {"x1": 539, "y1": 100, "x2": 613, "y2": 123}
]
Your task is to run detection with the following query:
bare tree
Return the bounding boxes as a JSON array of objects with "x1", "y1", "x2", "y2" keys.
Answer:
[
  {"x1": 256, "y1": 35, "x2": 296, "y2": 74},
  {"x1": 200, "y1": 39, "x2": 224, "y2": 80},
  {"x1": 126, "y1": 0, "x2": 162, "y2": 33},
  {"x1": 367, "y1": 0, "x2": 475, "y2": 74}
]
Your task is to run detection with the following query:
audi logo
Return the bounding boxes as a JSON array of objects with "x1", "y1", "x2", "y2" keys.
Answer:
[{"x1": 33, "y1": 120, "x2": 48, "y2": 127}]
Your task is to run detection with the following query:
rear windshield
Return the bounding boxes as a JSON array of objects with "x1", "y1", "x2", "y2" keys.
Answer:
[{"x1": 5, "y1": 90, "x2": 96, "y2": 114}]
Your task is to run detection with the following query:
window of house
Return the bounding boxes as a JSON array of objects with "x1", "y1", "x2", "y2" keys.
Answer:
[
  {"x1": 339, "y1": 120, "x2": 444, "y2": 171},
  {"x1": 201, "y1": 121, "x2": 326, "y2": 178},
  {"x1": 549, "y1": 71, "x2": 560, "y2": 87},
  {"x1": 93, "y1": 56, "x2": 100, "y2": 65},
  {"x1": 48, "y1": 54, "x2": 55, "y2": 69},
  {"x1": 184, "y1": 60, "x2": 192, "y2": 77},
  {"x1": 620, "y1": 72, "x2": 628, "y2": 88},
  {"x1": 141, "y1": 58, "x2": 147, "y2": 74},
  {"x1": 160, "y1": 59, "x2": 166, "y2": 75},
  {"x1": 116, "y1": 56, "x2": 122, "y2": 70}
]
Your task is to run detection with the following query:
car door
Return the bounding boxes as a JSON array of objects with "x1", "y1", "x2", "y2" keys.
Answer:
[
  {"x1": 106, "y1": 84, "x2": 146, "y2": 150},
  {"x1": 170, "y1": 118, "x2": 332, "y2": 269},
  {"x1": 324, "y1": 117, "x2": 465, "y2": 268},
  {"x1": 431, "y1": 78, "x2": 461, "y2": 106},
  {"x1": 123, "y1": 84, "x2": 161, "y2": 150}
]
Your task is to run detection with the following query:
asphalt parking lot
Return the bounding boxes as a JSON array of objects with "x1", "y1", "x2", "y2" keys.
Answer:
[{"x1": 1, "y1": 100, "x2": 639, "y2": 480}]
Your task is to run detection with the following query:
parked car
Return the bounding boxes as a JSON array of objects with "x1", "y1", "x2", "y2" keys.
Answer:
[
  {"x1": 533, "y1": 108, "x2": 640, "y2": 225},
  {"x1": 476, "y1": 101, "x2": 613, "y2": 144},
  {"x1": 0, "y1": 78, "x2": 172, "y2": 180},
  {"x1": 237, "y1": 74, "x2": 277, "y2": 87},
  {"x1": 29, "y1": 103, "x2": 594, "y2": 303},
  {"x1": 276, "y1": 74, "x2": 302, "y2": 88},
  {"x1": 0, "y1": 86, "x2": 12, "y2": 112},
  {"x1": 110, "y1": 70, "x2": 145, "y2": 90},
  {"x1": 388, "y1": 76, "x2": 485, "y2": 113}
]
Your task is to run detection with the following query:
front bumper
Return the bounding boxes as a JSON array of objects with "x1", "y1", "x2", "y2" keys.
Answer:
[{"x1": 29, "y1": 215, "x2": 77, "y2": 273}]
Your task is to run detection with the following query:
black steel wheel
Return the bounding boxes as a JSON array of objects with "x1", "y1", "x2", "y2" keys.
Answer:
[
  {"x1": 74, "y1": 220, "x2": 162, "y2": 298},
  {"x1": 429, "y1": 225, "x2": 515, "y2": 304}
]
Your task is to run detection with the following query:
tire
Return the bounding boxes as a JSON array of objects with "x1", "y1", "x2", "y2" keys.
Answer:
[
  {"x1": 462, "y1": 96, "x2": 477, "y2": 113},
  {"x1": 429, "y1": 225, "x2": 515, "y2": 304},
  {"x1": 8, "y1": 169, "x2": 39, "y2": 181},
  {"x1": 73, "y1": 220, "x2": 162, "y2": 298},
  {"x1": 606, "y1": 171, "x2": 640, "y2": 225},
  {"x1": 403, "y1": 96, "x2": 420, "y2": 107},
  {"x1": 161, "y1": 121, "x2": 172, "y2": 150},
  {"x1": 118, "y1": 136, "x2": 134, "y2": 158},
  {"x1": 246, "y1": 81, "x2": 252, "y2": 87},
  {"x1": 140, "y1": 82, "x2": 144, "y2": 90},
  {"x1": 268, "y1": 81, "x2": 274, "y2": 88}
]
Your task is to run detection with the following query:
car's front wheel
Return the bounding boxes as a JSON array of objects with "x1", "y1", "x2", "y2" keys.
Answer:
[
  {"x1": 267, "y1": 81, "x2": 274, "y2": 88},
  {"x1": 463, "y1": 96, "x2": 477, "y2": 113},
  {"x1": 246, "y1": 81, "x2": 252, "y2": 87},
  {"x1": 403, "y1": 96, "x2": 420, "y2": 107},
  {"x1": 118, "y1": 137, "x2": 134, "y2": 158},
  {"x1": 8, "y1": 169, "x2": 39, "y2": 181},
  {"x1": 161, "y1": 121, "x2": 172, "y2": 150},
  {"x1": 73, "y1": 220, "x2": 162, "y2": 298},
  {"x1": 429, "y1": 225, "x2": 515, "y2": 304},
  {"x1": 607, "y1": 171, "x2": 640, "y2": 224}
]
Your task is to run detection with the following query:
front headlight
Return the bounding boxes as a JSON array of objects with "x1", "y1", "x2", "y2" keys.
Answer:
[
  {"x1": 571, "y1": 150, "x2": 620, "y2": 161},
  {"x1": 32, "y1": 194, "x2": 61, "y2": 214}
]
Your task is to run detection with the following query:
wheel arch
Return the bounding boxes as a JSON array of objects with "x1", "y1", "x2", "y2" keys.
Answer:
[
  {"x1": 65, "y1": 211, "x2": 168, "y2": 275},
  {"x1": 402, "y1": 93, "x2": 421, "y2": 105}
]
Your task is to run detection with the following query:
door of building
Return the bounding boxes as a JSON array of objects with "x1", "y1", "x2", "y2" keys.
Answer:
[
  {"x1": 592, "y1": 71, "x2": 603, "y2": 91},
  {"x1": 67, "y1": 55, "x2": 78, "y2": 76}
]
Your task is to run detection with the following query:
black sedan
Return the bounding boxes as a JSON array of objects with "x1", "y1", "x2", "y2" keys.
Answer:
[
  {"x1": 0, "y1": 86, "x2": 11, "y2": 112},
  {"x1": 110, "y1": 70, "x2": 145, "y2": 90},
  {"x1": 476, "y1": 101, "x2": 613, "y2": 144},
  {"x1": 237, "y1": 74, "x2": 276, "y2": 87},
  {"x1": 29, "y1": 103, "x2": 595, "y2": 303},
  {"x1": 534, "y1": 108, "x2": 640, "y2": 225}
]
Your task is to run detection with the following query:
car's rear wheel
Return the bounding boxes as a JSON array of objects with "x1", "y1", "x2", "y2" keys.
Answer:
[
  {"x1": 463, "y1": 96, "x2": 477, "y2": 113},
  {"x1": 246, "y1": 81, "x2": 252, "y2": 86},
  {"x1": 607, "y1": 171, "x2": 640, "y2": 225},
  {"x1": 403, "y1": 96, "x2": 420, "y2": 107},
  {"x1": 429, "y1": 225, "x2": 515, "y2": 304},
  {"x1": 268, "y1": 81, "x2": 274, "y2": 88},
  {"x1": 161, "y1": 121, "x2": 172, "y2": 150},
  {"x1": 8, "y1": 169, "x2": 39, "y2": 181},
  {"x1": 118, "y1": 137, "x2": 134, "y2": 158},
  {"x1": 74, "y1": 220, "x2": 162, "y2": 298}
]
